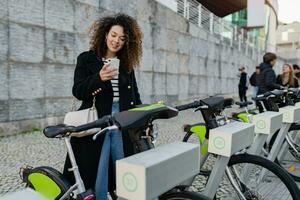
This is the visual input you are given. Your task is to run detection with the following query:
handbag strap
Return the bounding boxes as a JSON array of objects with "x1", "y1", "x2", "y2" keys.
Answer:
[
  {"x1": 71, "y1": 97, "x2": 76, "y2": 111},
  {"x1": 92, "y1": 97, "x2": 96, "y2": 109},
  {"x1": 70, "y1": 97, "x2": 96, "y2": 111}
]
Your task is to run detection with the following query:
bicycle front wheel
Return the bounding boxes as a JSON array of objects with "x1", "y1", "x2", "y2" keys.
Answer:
[
  {"x1": 223, "y1": 154, "x2": 300, "y2": 200},
  {"x1": 276, "y1": 136, "x2": 300, "y2": 182}
]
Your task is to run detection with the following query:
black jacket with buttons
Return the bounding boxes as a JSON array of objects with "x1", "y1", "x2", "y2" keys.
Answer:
[
  {"x1": 73, "y1": 50, "x2": 142, "y2": 115},
  {"x1": 63, "y1": 50, "x2": 142, "y2": 191}
]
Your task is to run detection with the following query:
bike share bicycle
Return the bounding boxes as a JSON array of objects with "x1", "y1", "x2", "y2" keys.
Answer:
[
  {"x1": 176, "y1": 96, "x2": 300, "y2": 200},
  {"x1": 20, "y1": 103, "x2": 209, "y2": 200},
  {"x1": 233, "y1": 88, "x2": 300, "y2": 182}
]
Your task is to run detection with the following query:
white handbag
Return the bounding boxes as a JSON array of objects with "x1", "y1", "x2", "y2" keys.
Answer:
[{"x1": 64, "y1": 97, "x2": 101, "y2": 137}]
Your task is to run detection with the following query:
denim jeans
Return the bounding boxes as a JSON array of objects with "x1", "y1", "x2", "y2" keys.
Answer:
[{"x1": 95, "y1": 102, "x2": 124, "y2": 200}]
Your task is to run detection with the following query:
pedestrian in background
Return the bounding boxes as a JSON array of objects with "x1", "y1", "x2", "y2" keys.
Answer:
[
  {"x1": 276, "y1": 64, "x2": 299, "y2": 88},
  {"x1": 249, "y1": 66, "x2": 261, "y2": 98},
  {"x1": 256, "y1": 52, "x2": 282, "y2": 112},
  {"x1": 257, "y1": 52, "x2": 282, "y2": 95},
  {"x1": 238, "y1": 66, "x2": 248, "y2": 103},
  {"x1": 293, "y1": 64, "x2": 300, "y2": 80}
]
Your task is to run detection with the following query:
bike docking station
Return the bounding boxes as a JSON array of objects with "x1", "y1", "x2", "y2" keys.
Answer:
[
  {"x1": 257, "y1": 105, "x2": 300, "y2": 180},
  {"x1": 202, "y1": 121, "x2": 254, "y2": 199},
  {"x1": 239, "y1": 111, "x2": 283, "y2": 184},
  {"x1": 271, "y1": 106, "x2": 300, "y2": 161},
  {"x1": 295, "y1": 102, "x2": 300, "y2": 108},
  {"x1": 277, "y1": 105, "x2": 300, "y2": 162},
  {"x1": 116, "y1": 142, "x2": 200, "y2": 200},
  {"x1": 0, "y1": 188, "x2": 45, "y2": 200},
  {"x1": 248, "y1": 111, "x2": 283, "y2": 156}
]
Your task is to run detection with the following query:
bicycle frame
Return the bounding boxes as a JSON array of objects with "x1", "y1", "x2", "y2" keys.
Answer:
[
  {"x1": 234, "y1": 100, "x2": 300, "y2": 182},
  {"x1": 185, "y1": 124, "x2": 248, "y2": 199},
  {"x1": 60, "y1": 137, "x2": 86, "y2": 199}
]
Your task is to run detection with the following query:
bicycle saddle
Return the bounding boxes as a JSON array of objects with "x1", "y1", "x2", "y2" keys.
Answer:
[
  {"x1": 43, "y1": 124, "x2": 73, "y2": 138},
  {"x1": 269, "y1": 89, "x2": 285, "y2": 97},
  {"x1": 200, "y1": 96, "x2": 225, "y2": 110},
  {"x1": 235, "y1": 101, "x2": 253, "y2": 107},
  {"x1": 288, "y1": 88, "x2": 299, "y2": 94},
  {"x1": 113, "y1": 103, "x2": 178, "y2": 130}
]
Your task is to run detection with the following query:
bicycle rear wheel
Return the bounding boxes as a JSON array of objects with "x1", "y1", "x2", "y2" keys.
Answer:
[
  {"x1": 223, "y1": 154, "x2": 300, "y2": 200},
  {"x1": 267, "y1": 131, "x2": 300, "y2": 182},
  {"x1": 159, "y1": 191, "x2": 210, "y2": 200},
  {"x1": 276, "y1": 144, "x2": 300, "y2": 182}
]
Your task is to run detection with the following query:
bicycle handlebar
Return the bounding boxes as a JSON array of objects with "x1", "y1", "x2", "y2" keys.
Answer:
[
  {"x1": 43, "y1": 115, "x2": 113, "y2": 138},
  {"x1": 175, "y1": 101, "x2": 202, "y2": 111},
  {"x1": 74, "y1": 115, "x2": 112, "y2": 132}
]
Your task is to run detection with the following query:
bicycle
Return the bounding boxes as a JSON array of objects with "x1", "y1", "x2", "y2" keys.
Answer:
[
  {"x1": 233, "y1": 89, "x2": 300, "y2": 182},
  {"x1": 176, "y1": 96, "x2": 300, "y2": 199},
  {"x1": 20, "y1": 103, "x2": 209, "y2": 200}
]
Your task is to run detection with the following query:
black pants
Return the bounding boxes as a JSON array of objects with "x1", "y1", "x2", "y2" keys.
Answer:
[{"x1": 238, "y1": 89, "x2": 247, "y2": 102}]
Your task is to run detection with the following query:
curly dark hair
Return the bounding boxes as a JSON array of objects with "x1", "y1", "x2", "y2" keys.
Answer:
[{"x1": 89, "y1": 13, "x2": 143, "y2": 71}]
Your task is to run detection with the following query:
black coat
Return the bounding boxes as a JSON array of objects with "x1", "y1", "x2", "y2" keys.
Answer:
[
  {"x1": 257, "y1": 63, "x2": 282, "y2": 95},
  {"x1": 238, "y1": 72, "x2": 248, "y2": 90},
  {"x1": 63, "y1": 50, "x2": 142, "y2": 190}
]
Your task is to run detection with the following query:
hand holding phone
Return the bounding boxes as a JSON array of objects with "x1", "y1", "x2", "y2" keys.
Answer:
[
  {"x1": 100, "y1": 58, "x2": 120, "y2": 81},
  {"x1": 106, "y1": 58, "x2": 120, "y2": 71}
]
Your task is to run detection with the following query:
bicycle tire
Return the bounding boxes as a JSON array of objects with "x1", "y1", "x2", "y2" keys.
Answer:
[
  {"x1": 275, "y1": 158, "x2": 300, "y2": 182},
  {"x1": 228, "y1": 154, "x2": 300, "y2": 200},
  {"x1": 22, "y1": 166, "x2": 72, "y2": 200},
  {"x1": 159, "y1": 191, "x2": 211, "y2": 200},
  {"x1": 266, "y1": 131, "x2": 300, "y2": 182}
]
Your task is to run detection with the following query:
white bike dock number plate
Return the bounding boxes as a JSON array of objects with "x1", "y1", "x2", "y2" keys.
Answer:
[
  {"x1": 208, "y1": 121, "x2": 254, "y2": 157},
  {"x1": 253, "y1": 111, "x2": 282, "y2": 135},
  {"x1": 295, "y1": 102, "x2": 300, "y2": 108},
  {"x1": 279, "y1": 106, "x2": 300, "y2": 123},
  {"x1": 116, "y1": 142, "x2": 200, "y2": 200}
]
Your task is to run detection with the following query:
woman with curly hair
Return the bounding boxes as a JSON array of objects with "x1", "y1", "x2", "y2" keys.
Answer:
[
  {"x1": 276, "y1": 64, "x2": 299, "y2": 88},
  {"x1": 63, "y1": 13, "x2": 143, "y2": 199}
]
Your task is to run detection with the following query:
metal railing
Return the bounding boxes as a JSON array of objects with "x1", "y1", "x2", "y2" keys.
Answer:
[{"x1": 156, "y1": 0, "x2": 266, "y2": 53}]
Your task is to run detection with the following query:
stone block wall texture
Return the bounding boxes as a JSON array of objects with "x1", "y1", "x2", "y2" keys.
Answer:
[{"x1": 0, "y1": 0, "x2": 265, "y2": 135}]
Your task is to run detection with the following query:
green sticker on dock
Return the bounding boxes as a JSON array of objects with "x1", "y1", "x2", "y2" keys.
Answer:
[
  {"x1": 256, "y1": 120, "x2": 266, "y2": 129},
  {"x1": 213, "y1": 136, "x2": 225, "y2": 150},
  {"x1": 123, "y1": 172, "x2": 138, "y2": 192}
]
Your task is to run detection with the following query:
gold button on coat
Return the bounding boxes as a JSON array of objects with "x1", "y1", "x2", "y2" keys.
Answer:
[
  {"x1": 130, "y1": 102, "x2": 134, "y2": 105},
  {"x1": 128, "y1": 85, "x2": 131, "y2": 89}
]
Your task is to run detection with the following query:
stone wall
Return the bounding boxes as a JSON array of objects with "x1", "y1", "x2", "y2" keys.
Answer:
[{"x1": 0, "y1": 0, "x2": 263, "y2": 135}]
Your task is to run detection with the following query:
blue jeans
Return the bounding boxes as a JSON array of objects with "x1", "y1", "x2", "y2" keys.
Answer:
[
  {"x1": 252, "y1": 86, "x2": 258, "y2": 98},
  {"x1": 95, "y1": 102, "x2": 124, "y2": 200}
]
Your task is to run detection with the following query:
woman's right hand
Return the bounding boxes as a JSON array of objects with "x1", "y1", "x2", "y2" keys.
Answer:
[{"x1": 99, "y1": 64, "x2": 119, "y2": 81}]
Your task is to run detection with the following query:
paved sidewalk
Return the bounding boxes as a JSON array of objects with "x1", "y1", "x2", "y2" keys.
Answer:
[{"x1": 0, "y1": 108, "x2": 299, "y2": 199}]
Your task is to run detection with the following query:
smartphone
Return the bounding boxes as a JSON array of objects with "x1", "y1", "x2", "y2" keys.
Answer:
[{"x1": 107, "y1": 58, "x2": 120, "y2": 71}]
